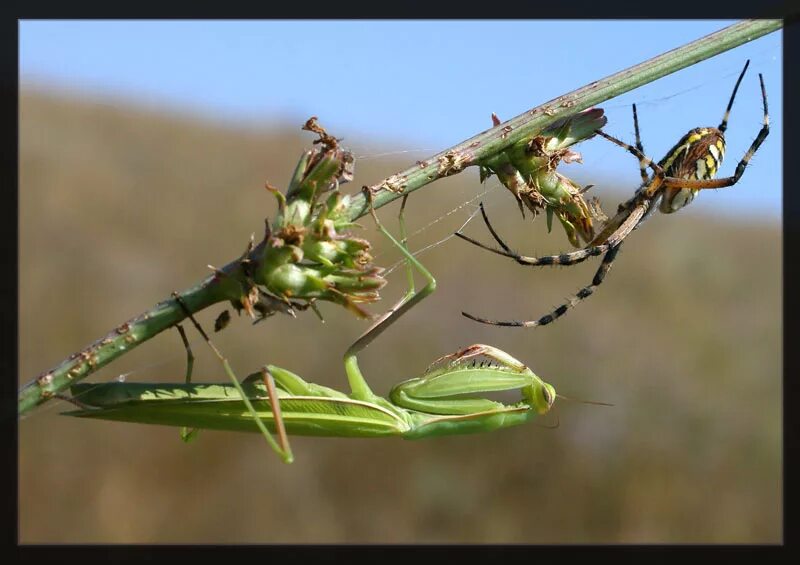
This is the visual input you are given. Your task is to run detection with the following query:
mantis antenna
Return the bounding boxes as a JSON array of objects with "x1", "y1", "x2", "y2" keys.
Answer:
[{"x1": 556, "y1": 393, "x2": 614, "y2": 407}]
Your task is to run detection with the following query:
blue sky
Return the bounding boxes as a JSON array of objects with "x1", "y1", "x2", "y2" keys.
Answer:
[{"x1": 20, "y1": 20, "x2": 782, "y2": 220}]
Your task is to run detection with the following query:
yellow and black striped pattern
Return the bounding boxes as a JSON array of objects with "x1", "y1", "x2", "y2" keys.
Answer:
[{"x1": 657, "y1": 127, "x2": 726, "y2": 213}]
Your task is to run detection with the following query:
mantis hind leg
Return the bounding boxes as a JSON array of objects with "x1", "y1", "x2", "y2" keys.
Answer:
[
  {"x1": 172, "y1": 293, "x2": 294, "y2": 463},
  {"x1": 174, "y1": 324, "x2": 199, "y2": 442},
  {"x1": 344, "y1": 190, "x2": 437, "y2": 402}
]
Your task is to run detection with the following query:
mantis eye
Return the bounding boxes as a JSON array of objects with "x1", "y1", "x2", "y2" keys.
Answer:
[{"x1": 541, "y1": 385, "x2": 553, "y2": 407}]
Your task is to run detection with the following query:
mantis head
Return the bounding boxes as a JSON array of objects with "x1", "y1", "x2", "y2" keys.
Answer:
[{"x1": 525, "y1": 380, "x2": 557, "y2": 415}]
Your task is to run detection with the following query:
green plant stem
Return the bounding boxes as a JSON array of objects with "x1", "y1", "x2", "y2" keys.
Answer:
[
  {"x1": 18, "y1": 18, "x2": 780, "y2": 416},
  {"x1": 18, "y1": 273, "x2": 232, "y2": 415}
]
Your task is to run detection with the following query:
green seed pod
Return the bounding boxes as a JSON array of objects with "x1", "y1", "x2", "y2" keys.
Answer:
[{"x1": 476, "y1": 108, "x2": 606, "y2": 247}]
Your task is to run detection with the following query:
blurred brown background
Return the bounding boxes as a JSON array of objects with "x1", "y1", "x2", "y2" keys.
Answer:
[{"x1": 19, "y1": 87, "x2": 781, "y2": 543}]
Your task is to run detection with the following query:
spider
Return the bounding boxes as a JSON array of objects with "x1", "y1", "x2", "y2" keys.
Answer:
[{"x1": 456, "y1": 59, "x2": 770, "y2": 328}]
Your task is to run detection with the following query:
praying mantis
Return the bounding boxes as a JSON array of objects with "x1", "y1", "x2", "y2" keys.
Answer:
[{"x1": 63, "y1": 190, "x2": 559, "y2": 463}]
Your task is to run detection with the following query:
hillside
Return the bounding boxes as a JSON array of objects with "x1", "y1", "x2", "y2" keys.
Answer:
[{"x1": 19, "y1": 88, "x2": 781, "y2": 543}]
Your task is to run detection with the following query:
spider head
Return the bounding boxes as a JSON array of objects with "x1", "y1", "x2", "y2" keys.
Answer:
[{"x1": 658, "y1": 127, "x2": 726, "y2": 214}]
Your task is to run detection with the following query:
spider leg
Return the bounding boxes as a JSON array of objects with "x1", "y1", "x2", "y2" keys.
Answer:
[
  {"x1": 454, "y1": 201, "x2": 516, "y2": 256},
  {"x1": 454, "y1": 202, "x2": 609, "y2": 267},
  {"x1": 632, "y1": 104, "x2": 649, "y2": 184},
  {"x1": 458, "y1": 195, "x2": 647, "y2": 272},
  {"x1": 595, "y1": 130, "x2": 667, "y2": 199},
  {"x1": 461, "y1": 199, "x2": 648, "y2": 328},
  {"x1": 478, "y1": 200, "x2": 515, "y2": 255},
  {"x1": 588, "y1": 198, "x2": 649, "y2": 247},
  {"x1": 462, "y1": 243, "x2": 622, "y2": 328},
  {"x1": 719, "y1": 60, "x2": 750, "y2": 134}
]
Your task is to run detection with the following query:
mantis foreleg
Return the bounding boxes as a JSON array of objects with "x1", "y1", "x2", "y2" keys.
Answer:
[{"x1": 344, "y1": 189, "x2": 437, "y2": 402}]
